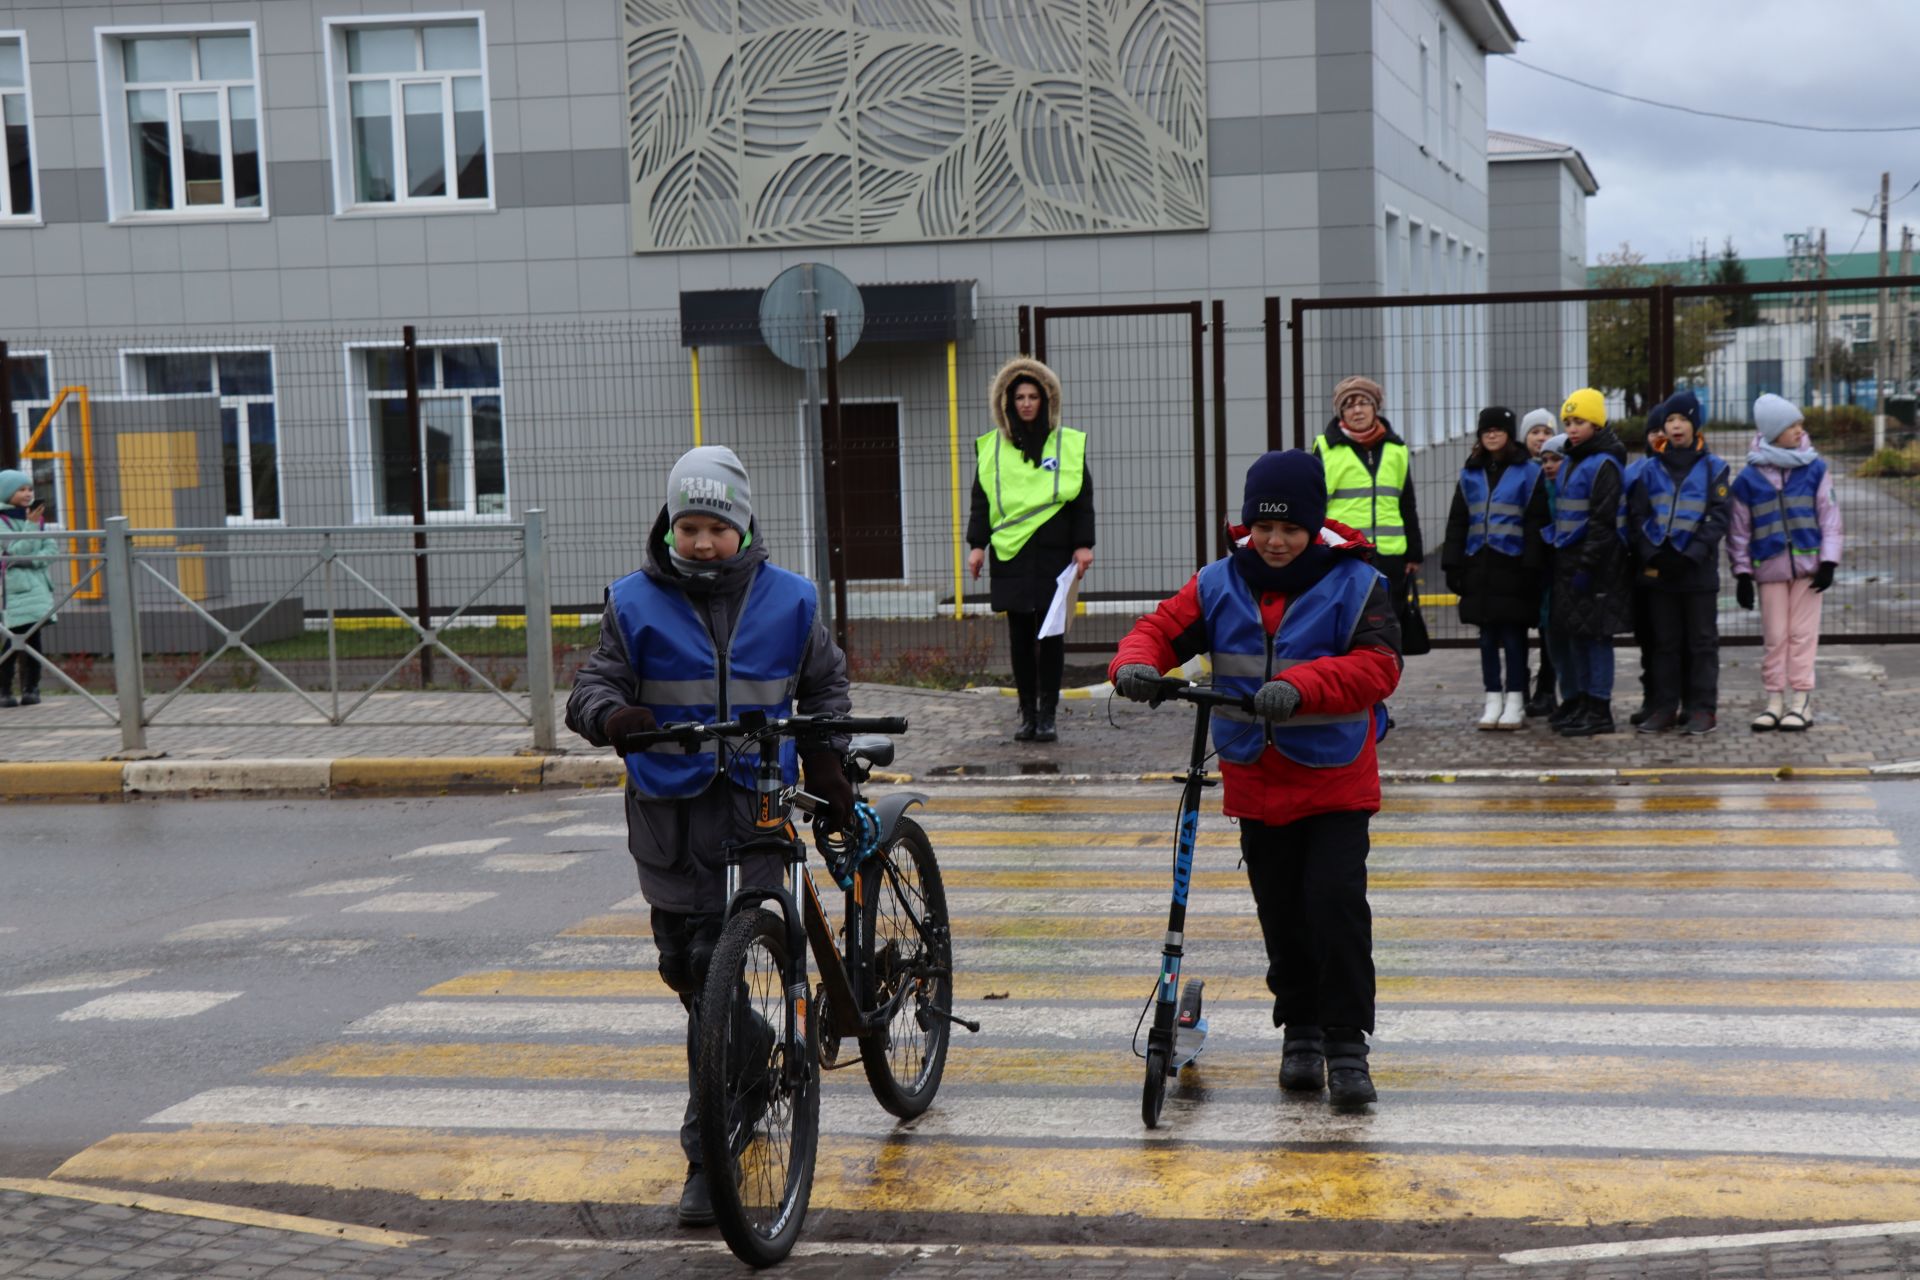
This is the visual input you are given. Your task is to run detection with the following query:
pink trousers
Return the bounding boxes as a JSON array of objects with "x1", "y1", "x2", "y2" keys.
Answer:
[{"x1": 1759, "y1": 578, "x2": 1821, "y2": 692}]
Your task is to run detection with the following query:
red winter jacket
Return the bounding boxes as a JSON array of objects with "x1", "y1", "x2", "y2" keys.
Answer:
[{"x1": 1108, "y1": 520, "x2": 1403, "y2": 826}]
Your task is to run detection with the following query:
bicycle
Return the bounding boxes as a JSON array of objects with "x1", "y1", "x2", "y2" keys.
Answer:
[
  {"x1": 620, "y1": 710, "x2": 974, "y2": 1268},
  {"x1": 1134, "y1": 676, "x2": 1251, "y2": 1129}
]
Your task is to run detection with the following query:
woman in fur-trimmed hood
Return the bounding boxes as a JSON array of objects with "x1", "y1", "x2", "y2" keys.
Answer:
[{"x1": 966, "y1": 356, "x2": 1096, "y2": 743}]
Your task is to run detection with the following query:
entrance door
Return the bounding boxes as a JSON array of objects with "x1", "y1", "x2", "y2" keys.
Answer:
[{"x1": 821, "y1": 401, "x2": 904, "y2": 580}]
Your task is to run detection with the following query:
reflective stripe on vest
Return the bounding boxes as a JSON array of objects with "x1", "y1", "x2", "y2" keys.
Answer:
[
  {"x1": 1313, "y1": 436, "x2": 1410, "y2": 555},
  {"x1": 1635, "y1": 453, "x2": 1725, "y2": 554},
  {"x1": 1547, "y1": 452, "x2": 1622, "y2": 548},
  {"x1": 608, "y1": 563, "x2": 818, "y2": 800},
  {"x1": 1734, "y1": 459, "x2": 1826, "y2": 563},
  {"x1": 976, "y1": 426, "x2": 1087, "y2": 561},
  {"x1": 1194, "y1": 555, "x2": 1386, "y2": 769},
  {"x1": 1459, "y1": 461, "x2": 1541, "y2": 558}
]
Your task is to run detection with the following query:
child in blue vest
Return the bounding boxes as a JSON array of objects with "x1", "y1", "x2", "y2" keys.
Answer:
[
  {"x1": 1727, "y1": 395, "x2": 1844, "y2": 731},
  {"x1": 565, "y1": 445, "x2": 853, "y2": 1227},
  {"x1": 1535, "y1": 435, "x2": 1586, "y2": 726},
  {"x1": 1547, "y1": 390, "x2": 1633, "y2": 738},
  {"x1": 1110, "y1": 450, "x2": 1402, "y2": 1109},
  {"x1": 1441, "y1": 407, "x2": 1548, "y2": 730},
  {"x1": 1624, "y1": 391, "x2": 1731, "y2": 735}
]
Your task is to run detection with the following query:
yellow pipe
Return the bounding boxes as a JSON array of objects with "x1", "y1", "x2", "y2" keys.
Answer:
[
  {"x1": 22, "y1": 386, "x2": 100, "y2": 599},
  {"x1": 947, "y1": 340, "x2": 962, "y2": 619},
  {"x1": 689, "y1": 347, "x2": 703, "y2": 445}
]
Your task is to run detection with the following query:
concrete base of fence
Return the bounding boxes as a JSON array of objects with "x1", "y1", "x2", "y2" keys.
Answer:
[{"x1": 124, "y1": 759, "x2": 332, "y2": 794}]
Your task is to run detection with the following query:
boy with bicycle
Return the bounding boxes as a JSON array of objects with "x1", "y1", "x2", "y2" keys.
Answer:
[
  {"x1": 1110, "y1": 450, "x2": 1402, "y2": 1108},
  {"x1": 565, "y1": 445, "x2": 854, "y2": 1226}
]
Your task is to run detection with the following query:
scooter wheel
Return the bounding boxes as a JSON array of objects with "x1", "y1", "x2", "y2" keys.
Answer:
[{"x1": 1142, "y1": 1047, "x2": 1169, "y2": 1129}]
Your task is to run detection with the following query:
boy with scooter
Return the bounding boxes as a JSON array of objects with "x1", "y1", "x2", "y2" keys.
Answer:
[{"x1": 1109, "y1": 450, "x2": 1402, "y2": 1108}]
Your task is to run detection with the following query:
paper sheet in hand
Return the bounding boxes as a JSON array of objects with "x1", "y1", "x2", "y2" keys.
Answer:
[{"x1": 1038, "y1": 562, "x2": 1081, "y2": 639}]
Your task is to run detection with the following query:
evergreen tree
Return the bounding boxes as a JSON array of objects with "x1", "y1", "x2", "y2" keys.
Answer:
[{"x1": 1714, "y1": 239, "x2": 1761, "y2": 327}]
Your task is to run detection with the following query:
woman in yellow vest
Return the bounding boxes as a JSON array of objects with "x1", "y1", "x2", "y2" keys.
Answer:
[
  {"x1": 967, "y1": 357, "x2": 1095, "y2": 743},
  {"x1": 1312, "y1": 376, "x2": 1423, "y2": 623}
]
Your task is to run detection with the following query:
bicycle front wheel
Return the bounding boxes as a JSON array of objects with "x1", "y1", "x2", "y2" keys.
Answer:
[
  {"x1": 696, "y1": 907, "x2": 818, "y2": 1269},
  {"x1": 858, "y1": 816, "x2": 954, "y2": 1119}
]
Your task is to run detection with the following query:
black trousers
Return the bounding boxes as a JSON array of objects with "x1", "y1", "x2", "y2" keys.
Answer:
[
  {"x1": 0, "y1": 627, "x2": 46, "y2": 696},
  {"x1": 1240, "y1": 810, "x2": 1375, "y2": 1033},
  {"x1": 652, "y1": 907, "x2": 723, "y2": 1170},
  {"x1": 1004, "y1": 609, "x2": 1064, "y2": 709},
  {"x1": 1377, "y1": 555, "x2": 1410, "y2": 621},
  {"x1": 1645, "y1": 591, "x2": 1720, "y2": 714}
]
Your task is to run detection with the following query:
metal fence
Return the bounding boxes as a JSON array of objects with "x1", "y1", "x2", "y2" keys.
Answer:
[{"x1": 3, "y1": 274, "x2": 1917, "y2": 698}]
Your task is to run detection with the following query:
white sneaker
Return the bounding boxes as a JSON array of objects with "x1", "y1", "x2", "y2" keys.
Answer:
[
  {"x1": 1496, "y1": 691, "x2": 1527, "y2": 730},
  {"x1": 1477, "y1": 692, "x2": 1503, "y2": 730}
]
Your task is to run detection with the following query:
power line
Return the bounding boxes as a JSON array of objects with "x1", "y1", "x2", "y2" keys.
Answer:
[{"x1": 1507, "y1": 58, "x2": 1920, "y2": 133}]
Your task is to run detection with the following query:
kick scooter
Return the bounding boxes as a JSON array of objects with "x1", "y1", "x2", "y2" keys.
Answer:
[{"x1": 1136, "y1": 675, "x2": 1252, "y2": 1129}]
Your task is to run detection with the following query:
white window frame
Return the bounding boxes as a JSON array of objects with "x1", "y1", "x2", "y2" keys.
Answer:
[
  {"x1": 1417, "y1": 38, "x2": 1431, "y2": 154},
  {"x1": 119, "y1": 346, "x2": 282, "y2": 525},
  {"x1": 7, "y1": 350, "x2": 61, "y2": 517},
  {"x1": 0, "y1": 32, "x2": 43, "y2": 225},
  {"x1": 343, "y1": 338, "x2": 509, "y2": 524},
  {"x1": 321, "y1": 12, "x2": 496, "y2": 218},
  {"x1": 95, "y1": 22, "x2": 269, "y2": 224},
  {"x1": 1436, "y1": 25, "x2": 1449, "y2": 169}
]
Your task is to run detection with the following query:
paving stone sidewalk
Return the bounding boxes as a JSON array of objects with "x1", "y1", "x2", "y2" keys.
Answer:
[
  {"x1": 0, "y1": 644, "x2": 1914, "y2": 776},
  {"x1": 8, "y1": 1185, "x2": 1920, "y2": 1279}
]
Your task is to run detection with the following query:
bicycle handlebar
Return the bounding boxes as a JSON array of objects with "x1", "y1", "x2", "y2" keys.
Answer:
[
  {"x1": 617, "y1": 712, "x2": 910, "y2": 754},
  {"x1": 1144, "y1": 676, "x2": 1253, "y2": 713}
]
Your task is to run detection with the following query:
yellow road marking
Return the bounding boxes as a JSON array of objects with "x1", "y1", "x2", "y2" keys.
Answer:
[
  {"x1": 54, "y1": 1126, "x2": 1920, "y2": 1227},
  {"x1": 422, "y1": 968, "x2": 1920, "y2": 1009},
  {"x1": 0, "y1": 1175, "x2": 422, "y2": 1246},
  {"x1": 938, "y1": 868, "x2": 1918, "y2": 891},
  {"x1": 934, "y1": 828, "x2": 1897, "y2": 848},
  {"x1": 927, "y1": 794, "x2": 1875, "y2": 815},
  {"x1": 562, "y1": 912, "x2": 1920, "y2": 945},
  {"x1": 264, "y1": 1042, "x2": 1920, "y2": 1103}
]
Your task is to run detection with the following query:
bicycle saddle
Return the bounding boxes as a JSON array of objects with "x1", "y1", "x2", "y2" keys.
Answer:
[{"x1": 846, "y1": 735, "x2": 894, "y2": 768}]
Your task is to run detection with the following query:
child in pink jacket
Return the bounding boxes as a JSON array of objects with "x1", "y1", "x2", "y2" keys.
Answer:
[{"x1": 1726, "y1": 394, "x2": 1843, "y2": 731}]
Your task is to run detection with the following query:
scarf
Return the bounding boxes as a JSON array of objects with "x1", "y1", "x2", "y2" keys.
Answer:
[
  {"x1": 1231, "y1": 541, "x2": 1334, "y2": 598},
  {"x1": 1341, "y1": 421, "x2": 1386, "y2": 449},
  {"x1": 1, "y1": 506, "x2": 29, "y2": 523},
  {"x1": 1010, "y1": 418, "x2": 1049, "y2": 468},
  {"x1": 1748, "y1": 441, "x2": 1818, "y2": 470}
]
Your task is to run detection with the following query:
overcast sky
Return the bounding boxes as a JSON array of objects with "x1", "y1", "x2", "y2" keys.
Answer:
[{"x1": 1485, "y1": 0, "x2": 1920, "y2": 269}]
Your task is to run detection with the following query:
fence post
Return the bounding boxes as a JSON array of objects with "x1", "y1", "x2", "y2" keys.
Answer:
[
  {"x1": 1210, "y1": 299, "x2": 1228, "y2": 560},
  {"x1": 523, "y1": 509, "x2": 555, "y2": 753},
  {"x1": 1289, "y1": 296, "x2": 1307, "y2": 449},
  {"x1": 104, "y1": 516, "x2": 146, "y2": 755},
  {"x1": 1187, "y1": 303, "x2": 1207, "y2": 572},
  {"x1": 1017, "y1": 306, "x2": 1031, "y2": 358},
  {"x1": 823, "y1": 312, "x2": 851, "y2": 655},
  {"x1": 403, "y1": 324, "x2": 433, "y2": 688},
  {"x1": 0, "y1": 340, "x2": 14, "y2": 472},
  {"x1": 1263, "y1": 297, "x2": 1283, "y2": 451}
]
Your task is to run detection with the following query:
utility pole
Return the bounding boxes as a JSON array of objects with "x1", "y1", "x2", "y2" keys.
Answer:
[
  {"x1": 1877, "y1": 171, "x2": 1891, "y2": 450},
  {"x1": 1900, "y1": 225, "x2": 1914, "y2": 413},
  {"x1": 1817, "y1": 228, "x2": 1832, "y2": 410}
]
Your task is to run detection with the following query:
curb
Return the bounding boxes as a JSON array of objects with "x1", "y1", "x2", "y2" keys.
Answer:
[{"x1": 0, "y1": 757, "x2": 1909, "y2": 801}]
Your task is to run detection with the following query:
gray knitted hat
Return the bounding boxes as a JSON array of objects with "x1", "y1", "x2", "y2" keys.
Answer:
[{"x1": 667, "y1": 446, "x2": 752, "y2": 535}]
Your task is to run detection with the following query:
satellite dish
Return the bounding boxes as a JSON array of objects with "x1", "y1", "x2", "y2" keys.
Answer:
[{"x1": 759, "y1": 263, "x2": 865, "y2": 369}]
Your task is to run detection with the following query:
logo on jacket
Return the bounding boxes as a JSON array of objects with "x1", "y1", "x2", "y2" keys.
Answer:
[
  {"x1": 1040, "y1": 457, "x2": 1059, "y2": 472},
  {"x1": 1258, "y1": 501, "x2": 1289, "y2": 515}
]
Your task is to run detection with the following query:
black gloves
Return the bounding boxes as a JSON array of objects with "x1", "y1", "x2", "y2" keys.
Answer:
[
  {"x1": 1113, "y1": 664, "x2": 1162, "y2": 702},
  {"x1": 1735, "y1": 574, "x2": 1755, "y2": 611},
  {"x1": 603, "y1": 705, "x2": 657, "y2": 752},
  {"x1": 800, "y1": 746, "x2": 856, "y2": 834},
  {"x1": 1811, "y1": 561, "x2": 1837, "y2": 593}
]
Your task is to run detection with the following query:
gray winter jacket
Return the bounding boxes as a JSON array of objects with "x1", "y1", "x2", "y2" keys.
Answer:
[{"x1": 565, "y1": 509, "x2": 851, "y2": 914}]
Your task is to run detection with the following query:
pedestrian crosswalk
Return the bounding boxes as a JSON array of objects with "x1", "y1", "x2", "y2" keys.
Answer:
[{"x1": 47, "y1": 782, "x2": 1920, "y2": 1236}]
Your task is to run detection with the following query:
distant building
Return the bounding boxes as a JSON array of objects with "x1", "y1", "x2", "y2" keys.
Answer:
[{"x1": 1485, "y1": 128, "x2": 1596, "y2": 414}]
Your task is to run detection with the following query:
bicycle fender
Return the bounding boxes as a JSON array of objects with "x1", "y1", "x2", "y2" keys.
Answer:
[
  {"x1": 726, "y1": 884, "x2": 807, "y2": 967},
  {"x1": 872, "y1": 791, "x2": 928, "y2": 846}
]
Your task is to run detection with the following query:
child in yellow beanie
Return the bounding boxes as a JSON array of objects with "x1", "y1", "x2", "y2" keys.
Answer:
[{"x1": 1542, "y1": 390, "x2": 1631, "y2": 737}]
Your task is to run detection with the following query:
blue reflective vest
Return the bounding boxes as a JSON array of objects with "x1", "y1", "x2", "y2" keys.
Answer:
[
  {"x1": 1635, "y1": 452, "x2": 1727, "y2": 553},
  {"x1": 1195, "y1": 555, "x2": 1387, "y2": 769},
  {"x1": 1546, "y1": 452, "x2": 1622, "y2": 548},
  {"x1": 1459, "y1": 461, "x2": 1540, "y2": 557},
  {"x1": 1734, "y1": 460, "x2": 1827, "y2": 564},
  {"x1": 608, "y1": 564, "x2": 818, "y2": 800}
]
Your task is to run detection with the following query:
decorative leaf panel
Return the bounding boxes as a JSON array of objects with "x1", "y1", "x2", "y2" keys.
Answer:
[{"x1": 626, "y1": 0, "x2": 1207, "y2": 251}]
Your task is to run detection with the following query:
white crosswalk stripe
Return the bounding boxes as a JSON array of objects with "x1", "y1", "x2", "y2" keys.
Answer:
[
  {"x1": 5, "y1": 970, "x2": 154, "y2": 996},
  {"x1": 58, "y1": 991, "x2": 241, "y2": 1022},
  {"x1": 343, "y1": 892, "x2": 497, "y2": 914},
  {"x1": 399, "y1": 838, "x2": 511, "y2": 858}
]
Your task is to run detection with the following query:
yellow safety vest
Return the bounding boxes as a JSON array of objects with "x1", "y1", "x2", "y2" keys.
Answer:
[
  {"x1": 976, "y1": 426, "x2": 1087, "y2": 561},
  {"x1": 1312, "y1": 435, "x2": 1409, "y2": 555}
]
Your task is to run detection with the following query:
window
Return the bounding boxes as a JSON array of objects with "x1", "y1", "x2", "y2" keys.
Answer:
[
  {"x1": 6, "y1": 351, "x2": 58, "y2": 521},
  {"x1": 0, "y1": 35, "x2": 38, "y2": 220},
  {"x1": 124, "y1": 350, "x2": 279, "y2": 522},
  {"x1": 97, "y1": 24, "x2": 264, "y2": 219},
  {"x1": 1418, "y1": 39, "x2": 1430, "y2": 152},
  {"x1": 352, "y1": 342, "x2": 505, "y2": 519},
  {"x1": 325, "y1": 17, "x2": 492, "y2": 213},
  {"x1": 1451, "y1": 79, "x2": 1464, "y2": 172},
  {"x1": 1436, "y1": 26, "x2": 1449, "y2": 166}
]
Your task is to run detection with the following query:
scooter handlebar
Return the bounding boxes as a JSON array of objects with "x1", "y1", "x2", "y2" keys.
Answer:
[{"x1": 1143, "y1": 676, "x2": 1253, "y2": 714}]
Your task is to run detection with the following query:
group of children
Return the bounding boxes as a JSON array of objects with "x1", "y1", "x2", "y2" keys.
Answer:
[{"x1": 1443, "y1": 389, "x2": 1843, "y2": 737}]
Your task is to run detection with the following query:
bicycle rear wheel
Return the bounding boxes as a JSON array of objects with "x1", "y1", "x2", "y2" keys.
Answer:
[
  {"x1": 858, "y1": 816, "x2": 953, "y2": 1119},
  {"x1": 696, "y1": 907, "x2": 818, "y2": 1268}
]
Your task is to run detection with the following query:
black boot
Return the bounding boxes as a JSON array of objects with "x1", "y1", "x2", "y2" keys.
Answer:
[
  {"x1": 677, "y1": 1165, "x2": 715, "y2": 1226},
  {"x1": 1034, "y1": 700, "x2": 1058, "y2": 743},
  {"x1": 1546, "y1": 695, "x2": 1581, "y2": 730},
  {"x1": 1525, "y1": 665, "x2": 1555, "y2": 720},
  {"x1": 1014, "y1": 700, "x2": 1037, "y2": 742},
  {"x1": 1324, "y1": 1028, "x2": 1376, "y2": 1108},
  {"x1": 1279, "y1": 1024, "x2": 1325, "y2": 1092},
  {"x1": 1636, "y1": 706, "x2": 1679, "y2": 734},
  {"x1": 1560, "y1": 695, "x2": 1615, "y2": 738}
]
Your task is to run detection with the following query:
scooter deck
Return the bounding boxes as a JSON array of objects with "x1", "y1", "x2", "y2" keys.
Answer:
[{"x1": 1172, "y1": 1017, "x2": 1208, "y2": 1070}]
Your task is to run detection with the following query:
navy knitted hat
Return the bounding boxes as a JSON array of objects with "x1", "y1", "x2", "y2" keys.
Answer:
[
  {"x1": 1656, "y1": 390, "x2": 1703, "y2": 432},
  {"x1": 1240, "y1": 449, "x2": 1326, "y2": 536},
  {"x1": 1477, "y1": 406, "x2": 1517, "y2": 439}
]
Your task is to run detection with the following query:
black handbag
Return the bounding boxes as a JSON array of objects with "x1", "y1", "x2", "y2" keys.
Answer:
[{"x1": 1398, "y1": 587, "x2": 1431, "y2": 657}]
